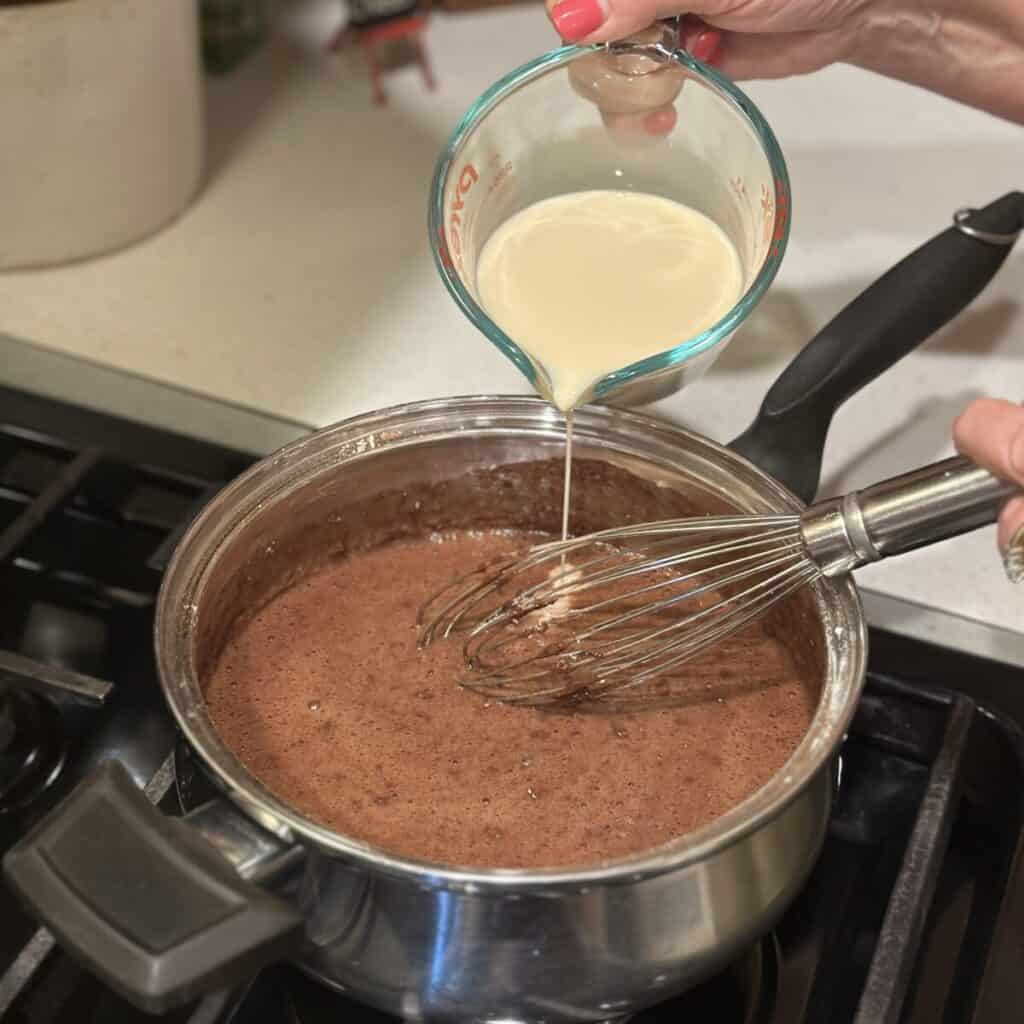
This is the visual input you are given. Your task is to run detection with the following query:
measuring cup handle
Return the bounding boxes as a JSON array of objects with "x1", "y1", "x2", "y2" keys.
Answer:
[{"x1": 729, "y1": 191, "x2": 1024, "y2": 504}]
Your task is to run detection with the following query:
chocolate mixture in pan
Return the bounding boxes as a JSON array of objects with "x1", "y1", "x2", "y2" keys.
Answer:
[{"x1": 203, "y1": 458, "x2": 823, "y2": 869}]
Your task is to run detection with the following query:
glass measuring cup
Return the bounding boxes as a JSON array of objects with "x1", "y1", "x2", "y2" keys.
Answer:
[{"x1": 429, "y1": 23, "x2": 791, "y2": 408}]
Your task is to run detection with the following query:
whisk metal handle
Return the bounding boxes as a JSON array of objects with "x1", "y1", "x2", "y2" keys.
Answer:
[{"x1": 800, "y1": 456, "x2": 1020, "y2": 576}]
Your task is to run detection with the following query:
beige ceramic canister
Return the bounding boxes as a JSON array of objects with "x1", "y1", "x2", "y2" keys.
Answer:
[{"x1": 0, "y1": 0, "x2": 204, "y2": 269}]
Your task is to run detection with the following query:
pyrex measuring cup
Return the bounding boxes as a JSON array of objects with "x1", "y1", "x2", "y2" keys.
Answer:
[{"x1": 429, "y1": 24, "x2": 791, "y2": 408}]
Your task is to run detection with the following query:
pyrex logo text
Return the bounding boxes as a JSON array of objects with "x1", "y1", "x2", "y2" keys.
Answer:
[{"x1": 445, "y1": 163, "x2": 478, "y2": 273}]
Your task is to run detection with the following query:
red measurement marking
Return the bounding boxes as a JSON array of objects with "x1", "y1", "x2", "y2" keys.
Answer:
[
  {"x1": 760, "y1": 184, "x2": 774, "y2": 248},
  {"x1": 487, "y1": 161, "x2": 513, "y2": 195},
  {"x1": 772, "y1": 179, "x2": 788, "y2": 244}
]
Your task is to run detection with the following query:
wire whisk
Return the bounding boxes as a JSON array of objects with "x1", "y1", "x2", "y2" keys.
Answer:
[{"x1": 419, "y1": 455, "x2": 1019, "y2": 707}]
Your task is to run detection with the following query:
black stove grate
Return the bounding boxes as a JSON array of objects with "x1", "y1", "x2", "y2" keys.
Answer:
[
  {"x1": 770, "y1": 677, "x2": 1024, "y2": 1024},
  {"x1": 0, "y1": 414, "x2": 233, "y2": 824},
  {"x1": 0, "y1": 397, "x2": 248, "y2": 1017},
  {"x1": 0, "y1": 390, "x2": 1022, "y2": 1024}
]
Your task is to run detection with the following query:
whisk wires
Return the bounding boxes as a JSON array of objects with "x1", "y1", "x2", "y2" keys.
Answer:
[{"x1": 418, "y1": 516, "x2": 821, "y2": 708}]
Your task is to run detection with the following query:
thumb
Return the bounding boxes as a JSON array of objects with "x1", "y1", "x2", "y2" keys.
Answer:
[{"x1": 953, "y1": 398, "x2": 1024, "y2": 555}]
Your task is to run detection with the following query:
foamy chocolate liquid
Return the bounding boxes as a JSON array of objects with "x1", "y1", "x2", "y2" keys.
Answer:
[{"x1": 206, "y1": 521, "x2": 820, "y2": 869}]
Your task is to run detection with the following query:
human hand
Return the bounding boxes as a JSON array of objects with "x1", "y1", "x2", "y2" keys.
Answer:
[
  {"x1": 547, "y1": 0, "x2": 866, "y2": 78},
  {"x1": 545, "y1": 0, "x2": 1024, "y2": 129},
  {"x1": 548, "y1": 0, "x2": 870, "y2": 141},
  {"x1": 953, "y1": 398, "x2": 1024, "y2": 582}
]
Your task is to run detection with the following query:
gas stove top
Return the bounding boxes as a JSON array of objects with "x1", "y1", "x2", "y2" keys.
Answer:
[{"x1": 1, "y1": 384, "x2": 1022, "y2": 1024}]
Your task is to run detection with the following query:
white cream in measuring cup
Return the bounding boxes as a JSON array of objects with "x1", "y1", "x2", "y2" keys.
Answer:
[{"x1": 475, "y1": 189, "x2": 743, "y2": 412}]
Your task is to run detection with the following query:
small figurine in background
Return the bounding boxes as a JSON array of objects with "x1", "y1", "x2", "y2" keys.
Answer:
[{"x1": 330, "y1": 0, "x2": 436, "y2": 105}]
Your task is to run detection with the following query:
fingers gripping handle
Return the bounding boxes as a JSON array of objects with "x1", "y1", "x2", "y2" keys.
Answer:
[
  {"x1": 3, "y1": 761, "x2": 304, "y2": 1013},
  {"x1": 730, "y1": 192, "x2": 1024, "y2": 503}
]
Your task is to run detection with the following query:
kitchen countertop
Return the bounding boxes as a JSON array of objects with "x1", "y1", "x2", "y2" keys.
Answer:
[{"x1": 0, "y1": 0, "x2": 1021, "y2": 643}]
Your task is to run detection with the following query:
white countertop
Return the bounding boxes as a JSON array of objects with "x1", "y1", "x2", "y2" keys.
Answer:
[{"x1": 0, "y1": 0, "x2": 1022, "y2": 639}]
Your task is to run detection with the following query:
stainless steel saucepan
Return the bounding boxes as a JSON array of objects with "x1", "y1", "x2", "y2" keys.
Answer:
[{"x1": 4, "y1": 194, "x2": 1021, "y2": 1019}]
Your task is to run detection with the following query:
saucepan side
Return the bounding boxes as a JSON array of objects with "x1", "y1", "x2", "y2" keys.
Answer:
[{"x1": 159, "y1": 396, "x2": 861, "y2": 1018}]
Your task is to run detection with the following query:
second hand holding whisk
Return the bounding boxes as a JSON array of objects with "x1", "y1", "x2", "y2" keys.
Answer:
[{"x1": 419, "y1": 455, "x2": 1020, "y2": 707}]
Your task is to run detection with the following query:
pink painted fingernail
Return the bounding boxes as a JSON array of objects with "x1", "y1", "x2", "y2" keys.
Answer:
[
  {"x1": 550, "y1": 0, "x2": 605, "y2": 42},
  {"x1": 690, "y1": 29, "x2": 722, "y2": 64}
]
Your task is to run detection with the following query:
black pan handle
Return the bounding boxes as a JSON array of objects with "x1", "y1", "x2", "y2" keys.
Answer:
[
  {"x1": 3, "y1": 760, "x2": 304, "y2": 1014},
  {"x1": 730, "y1": 192, "x2": 1024, "y2": 503}
]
